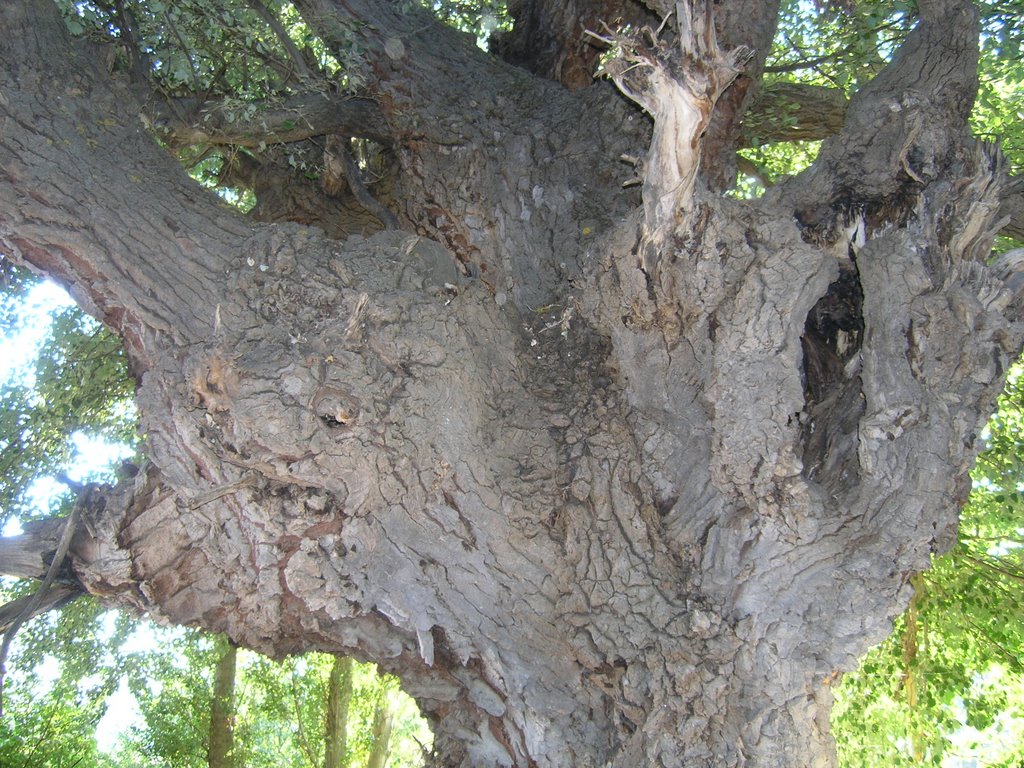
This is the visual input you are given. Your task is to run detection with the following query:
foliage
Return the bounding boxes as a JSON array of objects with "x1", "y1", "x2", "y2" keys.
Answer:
[
  {"x1": 236, "y1": 651, "x2": 429, "y2": 767},
  {"x1": 833, "y1": 365, "x2": 1024, "y2": 766},
  {"x1": 415, "y1": 0, "x2": 511, "y2": 43},
  {"x1": 0, "y1": 272, "x2": 137, "y2": 530},
  {"x1": 0, "y1": 597, "x2": 131, "y2": 768},
  {"x1": 103, "y1": 627, "x2": 431, "y2": 767},
  {"x1": 2, "y1": 601, "x2": 431, "y2": 767}
]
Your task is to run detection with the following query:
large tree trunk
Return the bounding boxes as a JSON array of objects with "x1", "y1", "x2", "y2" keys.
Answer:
[{"x1": 1, "y1": 0, "x2": 1021, "y2": 766}]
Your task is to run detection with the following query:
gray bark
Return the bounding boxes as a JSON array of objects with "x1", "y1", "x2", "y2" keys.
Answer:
[{"x1": 0, "y1": 0, "x2": 1021, "y2": 766}]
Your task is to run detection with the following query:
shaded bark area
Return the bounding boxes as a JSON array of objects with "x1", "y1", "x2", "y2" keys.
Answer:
[
  {"x1": 491, "y1": 0, "x2": 655, "y2": 89},
  {"x1": 1, "y1": 0, "x2": 1022, "y2": 766}
]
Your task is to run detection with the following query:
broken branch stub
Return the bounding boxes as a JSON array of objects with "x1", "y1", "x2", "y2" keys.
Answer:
[{"x1": 603, "y1": 0, "x2": 751, "y2": 257}]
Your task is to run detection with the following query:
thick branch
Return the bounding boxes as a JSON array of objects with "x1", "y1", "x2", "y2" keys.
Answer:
[
  {"x1": 0, "y1": 1, "x2": 254, "y2": 362},
  {"x1": 1000, "y1": 177, "x2": 1024, "y2": 242},
  {"x1": 740, "y1": 83, "x2": 1023, "y2": 242},
  {"x1": 219, "y1": 149, "x2": 388, "y2": 238},
  {"x1": 602, "y1": 1, "x2": 750, "y2": 248},
  {"x1": 291, "y1": 0, "x2": 544, "y2": 137},
  {"x1": 778, "y1": 1, "x2": 981, "y2": 230},
  {"x1": 151, "y1": 92, "x2": 390, "y2": 148},
  {"x1": 490, "y1": 0, "x2": 655, "y2": 90},
  {"x1": 0, "y1": 586, "x2": 82, "y2": 634},
  {"x1": 742, "y1": 81, "x2": 848, "y2": 145},
  {"x1": 0, "y1": 519, "x2": 68, "y2": 580},
  {"x1": 247, "y1": 0, "x2": 316, "y2": 83},
  {"x1": 698, "y1": 0, "x2": 781, "y2": 190}
]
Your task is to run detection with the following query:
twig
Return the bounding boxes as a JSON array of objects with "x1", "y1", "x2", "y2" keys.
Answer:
[
  {"x1": 163, "y1": 11, "x2": 202, "y2": 93},
  {"x1": 188, "y1": 473, "x2": 259, "y2": 510},
  {"x1": 246, "y1": 0, "x2": 316, "y2": 84}
]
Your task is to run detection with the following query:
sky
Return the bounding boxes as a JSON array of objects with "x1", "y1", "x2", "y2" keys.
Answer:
[
  {"x1": 0, "y1": 276, "x2": 145, "y2": 750},
  {"x1": 0, "y1": 279, "x2": 135, "y2": 537}
]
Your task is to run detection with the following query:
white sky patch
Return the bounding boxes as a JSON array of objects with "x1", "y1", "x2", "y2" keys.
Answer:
[
  {"x1": 96, "y1": 677, "x2": 145, "y2": 752},
  {"x1": 67, "y1": 431, "x2": 136, "y2": 480},
  {"x1": 0, "y1": 280, "x2": 73, "y2": 384}
]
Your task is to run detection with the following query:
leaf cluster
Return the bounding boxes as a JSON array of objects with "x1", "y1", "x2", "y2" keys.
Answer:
[{"x1": 0, "y1": 271, "x2": 137, "y2": 530}]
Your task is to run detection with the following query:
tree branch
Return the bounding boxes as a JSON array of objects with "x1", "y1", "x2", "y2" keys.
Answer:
[
  {"x1": 0, "y1": 586, "x2": 82, "y2": 635},
  {"x1": 333, "y1": 138, "x2": 400, "y2": 229},
  {"x1": 150, "y1": 92, "x2": 390, "y2": 148},
  {"x1": 0, "y1": 519, "x2": 68, "y2": 580},
  {"x1": 739, "y1": 82, "x2": 1022, "y2": 242},
  {"x1": 698, "y1": 0, "x2": 782, "y2": 191},
  {"x1": 0, "y1": 506, "x2": 80, "y2": 714},
  {"x1": 999, "y1": 176, "x2": 1024, "y2": 242},
  {"x1": 246, "y1": 0, "x2": 316, "y2": 84},
  {"x1": 741, "y1": 81, "x2": 848, "y2": 145},
  {"x1": 777, "y1": 0, "x2": 983, "y2": 231},
  {"x1": 0, "y1": 0, "x2": 258, "y2": 358}
]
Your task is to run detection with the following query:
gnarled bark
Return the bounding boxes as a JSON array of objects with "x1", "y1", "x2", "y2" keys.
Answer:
[{"x1": 1, "y1": 0, "x2": 1021, "y2": 765}]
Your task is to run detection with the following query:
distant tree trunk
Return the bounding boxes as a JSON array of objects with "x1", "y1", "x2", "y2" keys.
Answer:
[
  {"x1": 324, "y1": 655, "x2": 354, "y2": 768},
  {"x1": 208, "y1": 635, "x2": 237, "y2": 768},
  {"x1": 2, "y1": 0, "x2": 1023, "y2": 765},
  {"x1": 366, "y1": 694, "x2": 396, "y2": 768}
]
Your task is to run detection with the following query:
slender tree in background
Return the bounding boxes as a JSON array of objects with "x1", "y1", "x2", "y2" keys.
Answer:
[
  {"x1": 366, "y1": 692, "x2": 396, "y2": 768},
  {"x1": 1, "y1": 0, "x2": 1024, "y2": 765},
  {"x1": 323, "y1": 655, "x2": 354, "y2": 768},
  {"x1": 208, "y1": 635, "x2": 238, "y2": 768}
]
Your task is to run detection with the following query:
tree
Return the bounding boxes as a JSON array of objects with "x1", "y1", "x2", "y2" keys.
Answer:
[
  {"x1": 1, "y1": 0, "x2": 1023, "y2": 765},
  {"x1": 323, "y1": 654, "x2": 354, "y2": 768},
  {"x1": 108, "y1": 625, "x2": 428, "y2": 767},
  {"x1": 208, "y1": 635, "x2": 238, "y2": 768},
  {"x1": 366, "y1": 693, "x2": 396, "y2": 768}
]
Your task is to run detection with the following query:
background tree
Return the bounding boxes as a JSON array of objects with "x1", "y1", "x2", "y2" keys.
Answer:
[
  {"x1": 323, "y1": 654, "x2": 354, "y2": 768},
  {"x1": 1, "y1": 0, "x2": 1024, "y2": 765},
  {"x1": 208, "y1": 635, "x2": 238, "y2": 768}
]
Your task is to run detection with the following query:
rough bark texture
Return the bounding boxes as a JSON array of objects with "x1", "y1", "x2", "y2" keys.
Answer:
[{"x1": 1, "y1": 0, "x2": 1023, "y2": 766}]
